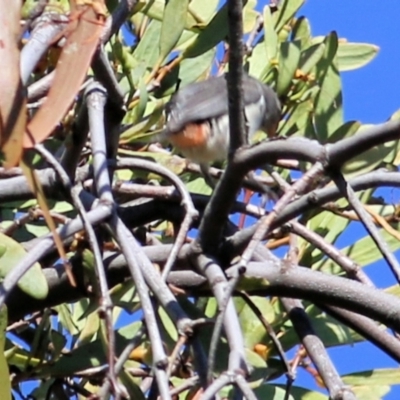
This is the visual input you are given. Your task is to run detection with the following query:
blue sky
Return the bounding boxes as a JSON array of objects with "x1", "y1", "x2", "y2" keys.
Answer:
[
  {"x1": 291, "y1": 1, "x2": 400, "y2": 398},
  {"x1": 302, "y1": 0, "x2": 400, "y2": 124}
]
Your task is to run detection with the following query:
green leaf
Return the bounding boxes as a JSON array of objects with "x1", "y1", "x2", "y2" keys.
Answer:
[
  {"x1": 158, "y1": 306, "x2": 178, "y2": 342},
  {"x1": 299, "y1": 205, "x2": 351, "y2": 268},
  {"x1": 248, "y1": 40, "x2": 271, "y2": 79},
  {"x1": 132, "y1": 20, "x2": 162, "y2": 72},
  {"x1": 263, "y1": 6, "x2": 279, "y2": 62},
  {"x1": 244, "y1": 349, "x2": 269, "y2": 386},
  {"x1": 121, "y1": 102, "x2": 164, "y2": 142},
  {"x1": 234, "y1": 296, "x2": 277, "y2": 349},
  {"x1": 314, "y1": 31, "x2": 343, "y2": 142},
  {"x1": 279, "y1": 100, "x2": 314, "y2": 138},
  {"x1": 159, "y1": 0, "x2": 189, "y2": 63},
  {"x1": 288, "y1": 386, "x2": 328, "y2": 399},
  {"x1": 274, "y1": 0, "x2": 305, "y2": 33},
  {"x1": 279, "y1": 311, "x2": 361, "y2": 353},
  {"x1": 76, "y1": 310, "x2": 100, "y2": 347},
  {"x1": 0, "y1": 305, "x2": 11, "y2": 400},
  {"x1": 133, "y1": 79, "x2": 149, "y2": 122},
  {"x1": 277, "y1": 41, "x2": 301, "y2": 96},
  {"x1": 319, "y1": 220, "x2": 400, "y2": 275},
  {"x1": 0, "y1": 232, "x2": 48, "y2": 299},
  {"x1": 343, "y1": 368, "x2": 400, "y2": 386},
  {"x1": 348, "y1": 385, "x2": 390, "y2": 400},
  {"x1": 155, "y1": 48, "x2": 215, "y2": 97},
  {"x1": 299, "y1": 42, "x2": 326, "y2": 75},
  {"x1": 182, "y1": 3, "x2": 228, "y2": 59},
  {"x1": 337, "y1": 42, "x2": 379, "y2": 71},
  {"x1": 183, "y1": 1, "x2": 258, "y2": 59},
  {"x1": 188, "y1": 0, "x2": 220, "y2": 23},
  {"x1": 185, "y1": 176, "x2": 212, "y2": 195},
  {"x1": 54, "y1": 304, "x2": 79, "y2": 336},
  {"x1": 133, "y1": 0, "x2": 218, "y2": 31},
  {"x1": 119, "y1": 369, "x2": 146, "y2": 400},
  {"x1": 342, "y1": 124, "x2": 400, "y2": 178},
  {"x1": 327, "y1": 120, "x2": 361, "y2": 143},
  {"x1": 252, "y1": 384, "x2": 295, "y2": 400},
  {"x1": 291, "y1": 17, "x2": 312, "y2": 48}
]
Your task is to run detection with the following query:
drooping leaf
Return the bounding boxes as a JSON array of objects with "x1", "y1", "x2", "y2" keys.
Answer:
[
  {"x1": 0, "y1": 0, "x2": 26, "y2": 167},
  {"x1": 20, "y1": 158, "x2": 75, "y2": 286},
  {"x1": 24, "y1": 0, "x2": 107, "y2": 148}
]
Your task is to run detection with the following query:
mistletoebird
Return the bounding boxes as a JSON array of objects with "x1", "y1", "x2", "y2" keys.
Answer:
[{"x1": 162, "y1": 74, "x2": 281, "y2": 186}]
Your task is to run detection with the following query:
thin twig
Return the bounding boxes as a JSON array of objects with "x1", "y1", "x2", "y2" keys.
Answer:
[
  {"x1": 239, "y1": 162, "x2": 325, "y2": 268},
  {"x1": 115, "y1": 158, "x2": 198, "y2": 281},
  {"x1": 331, "y1": 170, "x2": 400, "y2": 284}
]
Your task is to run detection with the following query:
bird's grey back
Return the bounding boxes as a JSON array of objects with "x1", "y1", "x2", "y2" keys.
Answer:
[{"x1": 165, "y1": 74, "x2": 279, "y2": 133}]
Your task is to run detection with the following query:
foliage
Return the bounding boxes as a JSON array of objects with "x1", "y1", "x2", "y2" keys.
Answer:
[{"x1": 0, "y1": 0, "x2": 399, "y2": 399}]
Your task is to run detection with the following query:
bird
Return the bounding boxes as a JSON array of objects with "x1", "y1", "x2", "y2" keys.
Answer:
[{"x1": 162, "y1": 74, "x2": 281, "y2": 187}]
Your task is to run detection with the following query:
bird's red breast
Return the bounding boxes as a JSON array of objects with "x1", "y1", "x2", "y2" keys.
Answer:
[{"x1": 167, "y1": 122, "x2": 210, "y2": 150}]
